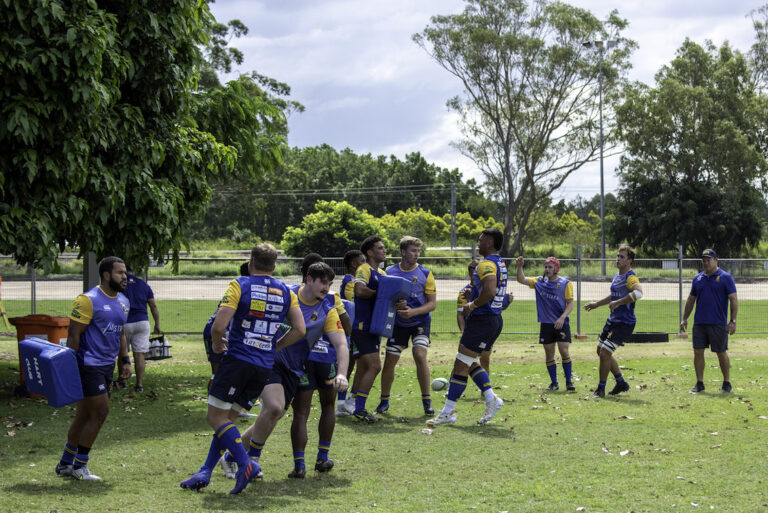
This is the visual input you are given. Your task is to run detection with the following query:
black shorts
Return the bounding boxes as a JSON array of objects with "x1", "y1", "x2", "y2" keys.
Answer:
[
  {"x1": 387, "y1": 322, "x2": 431, "y2": 351},
  {"x1": 79, "y1": 363, "x2": 114, "y2": 397},
  {"x1": 208, "y1": 354, "x2": 271, "y2": 410},
  {"x1": 459, "y1": 314, "x2": 503, "y2": 354},
  {"x1": 299, "y1": 360, "x2": 337, "y2": 392},
  {"x1": 351, "y1": 330, "x2": 380, "y2": 356},
  {"x1": 539, "y1": 323, "x2": 571, "y2": 344},
  {"x1": 203, "y1": 335, "x2": 223, "y2": 363},
  {"x1": 265, "y1": 361, "x2": 300, "y2": 410},
  {"x1": 692, "y1": 324, "x2": 728, "y2": 353},
  {"x1": 597, "y1": 320, "x2": 635, "y2": 353}
]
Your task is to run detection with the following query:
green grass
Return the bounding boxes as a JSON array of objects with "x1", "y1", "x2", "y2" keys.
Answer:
[
  {"x1": 0, "y1": 336, "x2": 767, "y2": 512},
  {"x1": 4, "y1": 299, "x2": 768, "y2": 336}
]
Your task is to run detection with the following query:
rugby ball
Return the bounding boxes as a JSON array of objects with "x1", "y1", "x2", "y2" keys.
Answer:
[{"x1": 431, "y1": 377, "x2": 449, "y2": 391}]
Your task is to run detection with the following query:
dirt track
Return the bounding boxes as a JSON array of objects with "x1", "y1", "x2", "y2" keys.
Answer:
[{"x1": 3, "y1": 277, "x2": 766, "y2": 301}]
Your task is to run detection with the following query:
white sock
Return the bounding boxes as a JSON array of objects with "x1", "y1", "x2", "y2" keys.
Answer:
[
  {"x1": 441, "y1": 399, "x2": 457, "y2": 415},
  {"x1": 483, "y1": 389, "x2": 496, "y2": 403}
]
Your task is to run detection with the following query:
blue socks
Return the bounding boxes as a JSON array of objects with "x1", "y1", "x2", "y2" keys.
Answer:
[
  {"x1": 317, "y1": 440, "x2": 331, "y2": 462},
  {"x1": 354, "y1": 391, "x2": 369, "y2": 413},
  {"x1": 447, "y1": 374, "x2": 468, "y2": 402},
  {"x1": 216, "y1": 422, "x2": 249, "y2": 467},
  {"x1": 614, "y1": 372, "x2": 626, "y2": 384},
  {"x1": 202, "y1": 435, "x2": 223, "y2": 472},
  {"x1": 470, "y1": 367, "x2": 492, "y2": 394},
  {"x1": 562, "y1": 358, "x2": 572, "y2": 383},
  {"x1": 293, "y1": 451, "x2": 305, "y2": 471},
  {"x1": 546, "y1": 360, "x2": 558, "y2": 384},
  {"x1": 59, "y1": 442, "x2": 76, "y2": 466},
  {"x1": 247, "y1": 440, "x2": 264, "y2": 461}
]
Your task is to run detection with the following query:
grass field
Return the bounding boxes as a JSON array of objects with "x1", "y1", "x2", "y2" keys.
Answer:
[
  {"x1": 1, "y1": 335, "x2": 767, "y2": 512},
  {"x1": 3, "y1": 299, "x2": 768, "y2": 336}
]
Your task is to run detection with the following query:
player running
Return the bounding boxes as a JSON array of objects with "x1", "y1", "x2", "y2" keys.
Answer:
[
  {"x1": 376, "y1": 236, "x2": 437, "y2": 416},
  {"x1": 584, "y1": 246, "x2": 643, "y2": 398}
]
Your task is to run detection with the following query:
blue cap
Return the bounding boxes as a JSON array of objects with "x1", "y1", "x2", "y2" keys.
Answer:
[{"x1": 701, "y1": 248, "x2": 718, "y2": 259}]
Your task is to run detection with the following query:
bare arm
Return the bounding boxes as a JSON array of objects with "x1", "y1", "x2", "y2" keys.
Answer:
[
  {"x1": 464, "y1": 275, "x2": 497, "y2": 317},
  {"x1": 397, "y1": 293, "x2": 437, "y2": 319},
  {"x1": 515, "y1": 256, "x2": 528, "y2": 285},
  {"x1": 609, "y1": 283, "x2": 644, "y2": 311},
  {"x1": 66, "y1": 321, "x2": 88, "y2": 353},
  {"x1": 327, "y1": 330, "x2": 349, "y2": 391},
  {"x1": 118, "y1": 331, "x2": 131, "y2": 379},
  {"x1": 274, "y1": 306, "x2": 307, "y2": 352},
  {"x1": 680, "y1": 295, "x2": 696, "y2": 332},
  {"x1": 339, "y1": 312, "x2": 352, "y2": 337},
  {"x1": 147, "y1": 298, "x2": 161, "y2": 333},
  {"x1": 354, "y1": 281, "x2": 376, "y2": 299},
  {"x1": 554, "y1": 299, "x2": 574, "y2": 330},
  {"x1": 211, "y1": 306, "x2": 235, "y2": 353},
  {"x1": 728, "y1": 292, "x2": 738, "y2": 335},
  {"x1": 457, "y1": 311, "x2": 466, "y2": 332},
  {"x1": 584, "y1": 294, "x2": 612, "y2": 311}
]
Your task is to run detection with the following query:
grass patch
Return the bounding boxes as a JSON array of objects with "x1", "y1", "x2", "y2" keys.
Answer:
[
  {"x1": 0, "y1": 336, "x2": 766, "y2": 512},
  {"x1": 4, "y1": 299, "x2": 768, "y2": 336}
]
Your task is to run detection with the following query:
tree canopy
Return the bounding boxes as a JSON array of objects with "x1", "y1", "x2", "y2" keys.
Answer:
[
  {"x1": 414, "y1": 0, "x2": 634, "y2": 256},
  {"x1": 612, "y1": 39, "x2": 768, "y2": 256},
  {"x1": 0, "y1": 0, "x2": 240, "y2": 270}
]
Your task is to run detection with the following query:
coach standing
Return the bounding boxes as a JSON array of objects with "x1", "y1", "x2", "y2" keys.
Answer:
[
  {"x1": 55, "y1": 257, "x2": 131, "y2": 481},
  {"x1": 120, "y1": 266, "x2": 161, "y2": 392},
  {"x1": 680, "y1": 249, "x2": 738, "y2": 394}
]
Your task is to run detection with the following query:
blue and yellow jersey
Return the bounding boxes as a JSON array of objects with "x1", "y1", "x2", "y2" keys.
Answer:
[
  {"x1": 385, "y1": 263, "x2": 436, "y2": 327},
  {"x1": 340, "y1": 274, "x2": 356, "y2": 302},
  {"x1": 469, "y1": 254, "x2": 508, "y2": 316},
  {"x1": 528, "y1": 276, "x2": 573, "y2": 325},
  {"x1": 70, "y1": 286, "x2": 130, "y2": 366},
  {"x1": 353, "y1": 262, "x2": 386, "y2": 331},
  {"x1": 457, "y1": 284, "x2": 471, "y2": 312},
  {"x1": 307, "y1": 291, "x2": 349, "y2": 364},
  {"x1": 219, "y1": 274, "x2": 298, "y2": 368},
  {"x1": 690, "y1": 268, "x2": 737, "y2": 326},
  {"x1": 608, "y1": 270, "x2": 640, "y2": 325},
  {"x1": 277, "y1": 284, "x2": 343, "y2": 375}
]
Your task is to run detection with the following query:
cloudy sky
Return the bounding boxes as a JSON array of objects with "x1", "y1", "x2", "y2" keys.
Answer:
[{"x1": 209, "y1": 0, "x2": 763, "y2": 201}]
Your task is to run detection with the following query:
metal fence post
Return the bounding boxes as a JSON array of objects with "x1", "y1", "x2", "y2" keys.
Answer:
[
  {"x1": 29, "y1": 265, "x2": 36, "y2": 315},
  {"x1": 576, "y1": 245, "x2": 582, "y2": 335},
  {"x1": 678, "y1": 244, "x2": 683, "y2": 331}
]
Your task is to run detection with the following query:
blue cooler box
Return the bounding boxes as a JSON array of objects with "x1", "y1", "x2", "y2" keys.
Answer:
[
  {"x1": 19, "y1": 337, "x2": 83, "y2": 407},
  {"x1": 370, "y1": 275, "x2": 413, "y2": 338}
]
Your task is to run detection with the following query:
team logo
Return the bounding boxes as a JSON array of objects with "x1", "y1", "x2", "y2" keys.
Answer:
[
  {"x1": 556, "y1": 283, "x2": 561, "y2": 289},
  {"x1": 121, "y1": 303, "x2": 127, "y2": 314},
  {"x1": 412, "y1": 276, "x2": 418, "y2": 283},
  {"x1": 560, "y1": 331, "x2": 566, "y2": 339},
  {"x1": 716, "y1": 276, "x2": 721, "y2": 282},
  {"x1": 310, "y1": 311, "x2": 318, "y2": 322},
  {"x1": 103, "y1": 305, "x2": 111, "y2": 311},
  {"x1": 417, "y1": 327, "x2": 424, "y2": 335},
  {"x1": 608, "y1": 331, "x2": 613, "y2": 339}
]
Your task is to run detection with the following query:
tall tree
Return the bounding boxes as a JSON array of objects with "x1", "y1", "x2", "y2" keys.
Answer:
[
  {"x1": 0, "y1": 0, "x2": 236, "y2": 270},
  {"x1": 612, "y1": 40, "x2": 768, "y2": 256},
  {"x1": 414, "y1": 0, "x2": 633, "y2": 255}
]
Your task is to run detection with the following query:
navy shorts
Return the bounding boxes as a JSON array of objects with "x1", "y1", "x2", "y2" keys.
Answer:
[
  {"x1": 208, "y1": 354, "x2": 271, "y2": 410},
  {"x1": 351, "y1": 330, "x2": 380, "y2": 356},
  {"x1": 79, "y1": 363, "x2": 114, "y2": 397},
  {"x1": 597, "y1": 320, "x2": 635, "y2": 353},
  {"x1": 387, "y1": 322, "x2": 431, "y2": 351},
  {"x1": 539, "y1": 323, "x2": 571, "y2": 344},
  {"x1": 203, "y1": 335, "x2": 223, "y2": 363},
  {"x1": 692, "y1": 324, "x2": 728, "y2": 353},
  {"x1": 459, "y1": 314, "x2": 503, "y2": 354},
  {"x1": 299, "y1": 360, "x2": 337, "y2": 392},
  {"x1": 265, "y1": 361, "x2": 300, "y2": 410}
]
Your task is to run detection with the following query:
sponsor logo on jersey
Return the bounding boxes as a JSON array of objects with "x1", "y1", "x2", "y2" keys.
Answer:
[
  {"x1": 249, "y1": 310, "x2": 265, "y2": 318},
  {"x1": 250, "y1": 299, "x2": 266, "y2": 311},
  {"x1": 241, "y1": 320, "x2": 252, "y2": 330},
  {"x1": 252, "y1": 292, "x2": 267, "y2": 301},
  {"x1": 103, "y1": 305, "x2": 111, "y2": 311},
  {"x1": 252, "y1": 284, "x2": 268, "y2": 293},
  {"x1": 265, "y1": 313, "x2": 282, "y2": 321},
  {"x1": 268, "y1": 287, "x2": 283, "y2": 296},
  {"x1": 253, "y1": 320, "x2": 268, "y2": 333},
  {"x1": 266, "y1": 303, "x2": 284, "y2": 312},
  {"x1": 268, "y1": 294, "x2": 284, "y2": 304}
]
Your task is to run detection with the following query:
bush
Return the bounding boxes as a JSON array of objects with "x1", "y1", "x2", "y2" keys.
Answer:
[{"x1": 281, "y1": 200, "x2": 389, "y2": 257}]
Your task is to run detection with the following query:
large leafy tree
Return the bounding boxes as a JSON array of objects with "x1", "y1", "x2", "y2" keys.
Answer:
[
  {"x1": 414, "y1": 0, "x2": 633, "y2": 256},
  {"x1": 612, "y1": 40, "x2": 768, "y2": 256},
  {"x1": 0, "y1": 0, "x2": 236, "y2": 270}
]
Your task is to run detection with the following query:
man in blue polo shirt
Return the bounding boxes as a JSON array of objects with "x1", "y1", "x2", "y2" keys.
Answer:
[
  {"x1": 681, "y1": 249, "x2": 738, "y2": 394},
  {"x1": 120, "y1": 266, "x2": 160, "y2": 392}
]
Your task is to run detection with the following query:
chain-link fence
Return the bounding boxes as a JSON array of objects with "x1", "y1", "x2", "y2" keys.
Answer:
[{"x1": 2, "y1": 253, "x2": 766, "y2": 335}]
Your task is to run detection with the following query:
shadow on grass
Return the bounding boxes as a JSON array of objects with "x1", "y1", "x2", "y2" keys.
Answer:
[
  {"x1": 195, "y1": 474, "x2": 352, "y2": 510},
  {"x1": 448, "y1": 423, "x2": 515, "y2": 439},
  {"x1": 6, "y1": 480, "x2": 114, "y2": 496}
]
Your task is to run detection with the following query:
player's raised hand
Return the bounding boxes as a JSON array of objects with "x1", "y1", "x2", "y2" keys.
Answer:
[{"x1": 516, "y1": 256, "x2": 524, "y2": 267}]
